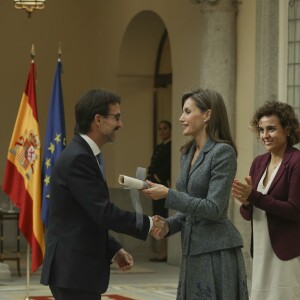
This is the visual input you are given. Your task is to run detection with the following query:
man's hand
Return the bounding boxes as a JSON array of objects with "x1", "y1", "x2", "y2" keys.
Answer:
[
  {"x1": 151, "y1": 215, "x2": 169, "y2": 240},
  {"x1": 114, "y1": 248, "x2": 133, "y2": 271}
]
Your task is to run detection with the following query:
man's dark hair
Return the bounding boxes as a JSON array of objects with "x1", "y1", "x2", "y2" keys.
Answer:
[{"x1": 74, "y1": 89, "x2": 121, "y2": 134}]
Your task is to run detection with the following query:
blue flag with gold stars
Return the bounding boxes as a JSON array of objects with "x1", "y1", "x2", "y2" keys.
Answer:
[{"x1": 42, "y1": 60, "x2": 66, "y2": 226}]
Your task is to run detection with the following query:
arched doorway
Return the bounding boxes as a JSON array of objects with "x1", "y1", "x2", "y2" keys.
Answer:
[{"x1": 115, "y1": 11, "x2": 172, "y2": 252}]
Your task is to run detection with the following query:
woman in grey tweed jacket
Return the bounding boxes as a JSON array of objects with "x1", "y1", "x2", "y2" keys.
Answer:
[{"x1": 143, "y1": 89, "x2": 249, "y2": 300}]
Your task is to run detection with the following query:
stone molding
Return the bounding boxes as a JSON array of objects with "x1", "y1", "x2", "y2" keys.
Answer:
[{"x1": 190, "y1": 0, "x2": 240, "y2": 8}]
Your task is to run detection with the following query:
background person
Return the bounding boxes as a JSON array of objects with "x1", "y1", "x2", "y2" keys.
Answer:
[
  {"x1": 147, "y1": 120, "x2": 171, "y2": 262},
  {"x1": 40, "y1": 89, "x2": 161, "y2": 300},
  {"x1": 232, "y1": 100, "x2": 300, "y2": 300},
  {"x1": 143, "y1": 88, "x2": 249, "y2": 300}
]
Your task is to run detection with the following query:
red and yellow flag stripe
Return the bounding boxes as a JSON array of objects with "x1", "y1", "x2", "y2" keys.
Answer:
[{"x1": 2, "y1": 62, "x2": 45, "y2": 272}]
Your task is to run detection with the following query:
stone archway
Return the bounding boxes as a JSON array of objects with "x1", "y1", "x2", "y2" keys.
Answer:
[{"x1": 111, "y1": 11, "x2": 173, "y2": 254}]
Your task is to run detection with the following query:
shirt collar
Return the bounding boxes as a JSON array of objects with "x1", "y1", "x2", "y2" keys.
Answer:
[
  {"x1": 163, "y1": 138, "x2": 171, "y2": 144},
  {"x1": 80, "y1": 134, "x2": 101, "y2": 156}
]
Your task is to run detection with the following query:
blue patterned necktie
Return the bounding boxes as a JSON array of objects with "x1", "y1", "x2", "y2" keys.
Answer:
[{"x1": 96, "y1": 152, "x2": 105, "y2": 178}]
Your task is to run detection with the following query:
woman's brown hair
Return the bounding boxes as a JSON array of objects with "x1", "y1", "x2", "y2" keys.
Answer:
[{"x1": 180, "y1": 88, "x2": 237, "y2": 156}]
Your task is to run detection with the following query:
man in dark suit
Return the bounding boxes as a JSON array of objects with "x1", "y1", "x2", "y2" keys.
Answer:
[
  {"x1": 40, "y1": 89, "x2": 160, "y2": 300},
  {"x1": 147, "y1": 120, "x2": 171, "y2": 262}
]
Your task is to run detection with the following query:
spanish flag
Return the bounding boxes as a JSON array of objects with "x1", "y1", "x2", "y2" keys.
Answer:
[{"x1": 2, "y1": 60, "x2": 45, "y2": 272}]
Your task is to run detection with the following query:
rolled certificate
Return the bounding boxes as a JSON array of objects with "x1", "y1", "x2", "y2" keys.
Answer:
[{"x1": 118, "y1": 175, "x2": 148, "y2": 190}]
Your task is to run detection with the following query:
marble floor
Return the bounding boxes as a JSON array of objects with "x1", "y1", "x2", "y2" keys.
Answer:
[{"x1": 0, "y1": 251, "x2": 180, "y2": 300}]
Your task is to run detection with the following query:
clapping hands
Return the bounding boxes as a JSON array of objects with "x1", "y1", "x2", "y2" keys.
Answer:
[
  {"x1": 151, "y1": 215, "x2": 169, "y2": 240},
  {"x1": 231, "y1": 176, "x2": 253, "y2": 205}
]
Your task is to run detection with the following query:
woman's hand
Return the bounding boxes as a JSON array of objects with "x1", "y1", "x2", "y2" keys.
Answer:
[
  {"x1": 142, "y1": 180, "x2": 169, "y2": 200},
  {"x1": 231, "y1": 176, "x2": 253, "y2": 205}
]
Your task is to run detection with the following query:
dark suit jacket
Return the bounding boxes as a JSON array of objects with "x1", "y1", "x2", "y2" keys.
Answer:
[
  {"x1": 240, "y1": 146, "x2": 300, "y2": 260},
  {"x1": 40, "y1": 135, "x2": 150, "y2": 293},
  {"x1": 147, "y1": 140, "x2": 171, "y2": 186}
]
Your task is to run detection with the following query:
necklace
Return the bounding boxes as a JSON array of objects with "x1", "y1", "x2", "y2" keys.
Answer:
[{"x1": 269, "y1": 159, "x2": 282, "y2": 170}]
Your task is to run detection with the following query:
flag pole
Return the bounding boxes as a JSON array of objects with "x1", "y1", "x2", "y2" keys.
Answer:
[
  {"x1": 24, "y1": 243, "x2": 30, "y2": 300},
  {"x1": 58, "y1": 41, "x2": 62, "y2": 61},
  {"x1": 25, "y1": 44, "x2": 35, "y2": 300},
  {"x1": 31, "y1": 44, "x2": 35, "y2": 62}
]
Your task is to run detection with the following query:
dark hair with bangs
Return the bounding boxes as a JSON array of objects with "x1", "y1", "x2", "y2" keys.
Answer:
[
  {"x1": 180, "y1": 88, "x2": 237, "y2": 156},
  {"x1": 251, "y1": 100, "x2": 300, "y2": 146}
]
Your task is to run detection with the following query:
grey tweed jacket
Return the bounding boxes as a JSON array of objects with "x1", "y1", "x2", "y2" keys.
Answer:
[{"x1": 166, "y1": 139, "x2": 243, "y2": 256}]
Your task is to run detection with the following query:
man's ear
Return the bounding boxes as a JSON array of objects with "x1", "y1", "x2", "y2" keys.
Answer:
[
  {"x1": 94, "y1": 114, "x2": 101, "y2": 125},
  {"x1": 90, "y1": 114, "x2": 101, "y2": 132}
]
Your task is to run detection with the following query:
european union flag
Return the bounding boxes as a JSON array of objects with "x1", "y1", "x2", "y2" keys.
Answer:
[{"x1": 42, "y1": 60, "x2": 66, "y2": 226}]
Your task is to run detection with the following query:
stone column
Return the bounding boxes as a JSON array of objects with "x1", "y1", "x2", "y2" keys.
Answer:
[
  {"x1": 254, "y1": 0, "x2": 279, "y2": 156},
  {"x1": 193, "y1": 0, "x2": 239, "y2": 135},
  {"x1": 191, "y1": 0, "x2": 254, "y2": 279}
]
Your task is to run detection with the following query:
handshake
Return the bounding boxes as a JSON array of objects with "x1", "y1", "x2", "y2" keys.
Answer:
[{"x1": 150, "y1": 215, "x2": 169, "y2": 240}]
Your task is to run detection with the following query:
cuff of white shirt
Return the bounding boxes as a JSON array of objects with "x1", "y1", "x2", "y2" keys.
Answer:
[
  {"x1": 148, "y1": 216, "x2": 153, "y2": 233},
  {"x1": 112, "y1": 248, "x2": 123, "y2": 263}
]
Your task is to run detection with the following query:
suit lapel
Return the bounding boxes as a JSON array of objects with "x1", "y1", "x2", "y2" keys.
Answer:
[
  {"x1": 187, "y1": 139, "x2": 216, "y2": 180},
  {"x1": 74, "y1": 135, "x2": 108, "y2": 186},
  {"x1": 268, "y1": 147, "x2": 294, "y2": 193},
  {"x1": 252, "y1": 154, "x2": 269, "y2": 189},
  {"x1": 180, "y1": 148, "x2": 193, "y2": 190}
]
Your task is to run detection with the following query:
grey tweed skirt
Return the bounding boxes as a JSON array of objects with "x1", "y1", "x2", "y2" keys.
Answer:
[{"x1": 177, "y1": 247, "x2": 249, "y2": 300}]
